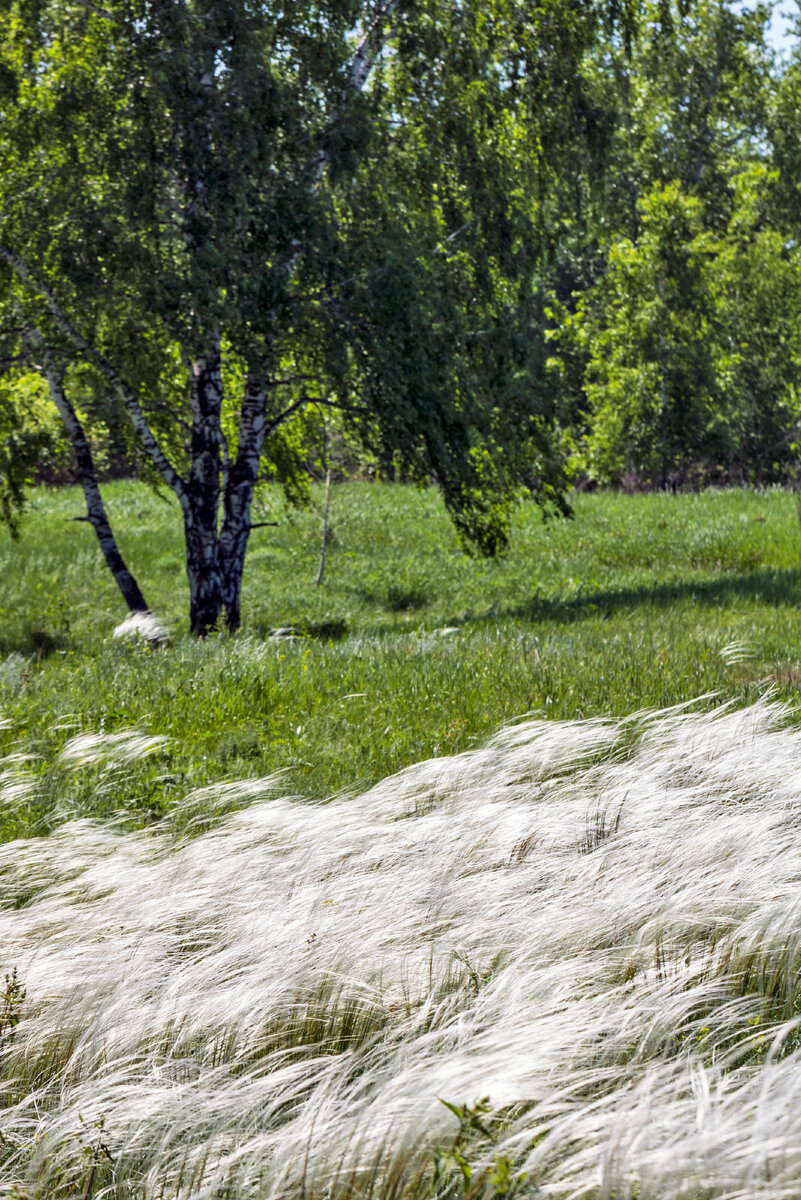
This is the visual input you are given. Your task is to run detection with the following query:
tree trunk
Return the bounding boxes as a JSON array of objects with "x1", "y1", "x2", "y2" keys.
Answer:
[
  {"x1": 183, "y1": 358, "x2": 270, "y2": 635},
  {"x1": 185, "y1": 509, "x2": 224, "y2": 634},
  {"x1": 185, "y1": 340, "x2": 225, "y2": 634},
  {"x1": 315, "y1": 467, "x2": 332, "y2": 587},
  {"x1": 44, "y1": 369, "x2": 151, "y2": 615},
  {"x1": 219, "y1": 374, "x2": 269, "y2": 632}
]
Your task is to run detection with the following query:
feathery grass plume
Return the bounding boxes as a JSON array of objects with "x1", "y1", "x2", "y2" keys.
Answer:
[
  {"x1": 0, "y1": 656, "x2": 28, "y2": 695},
  {"x1": 719, "y1": 640, "x2": 757, "y2": 666},
  {"x1": 0, "y1": 755, "x2": 36, "y2": 808},
  {"x1": 55, "y1": 729, "x2": 169, "y2": 771},
  {"x1": 6, "y1": 699, "x2": 801, "y2": 1196},
  {"x1": 165, "y1": 775, "x2": 292, "y2": 835},
  {"x1": 0, "y1": 730, "x2": 38, "y2": 841},
  {"x1": 43, "y1": 729, "x2": 172, "y2": 830},
  {"x1": 112, "y1": 611, "x2": 170, "y2": 646}
]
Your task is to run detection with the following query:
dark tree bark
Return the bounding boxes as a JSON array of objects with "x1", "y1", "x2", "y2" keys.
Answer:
[
  {"x1": 44, "y1": 365, "x2": 151, "y2": 615},
  {"x1": 218, "y1": 374, "x2": 269, "y2": 632},
  {"x1": 184, "y1": 340, "x2": 226, "y2": 634}
]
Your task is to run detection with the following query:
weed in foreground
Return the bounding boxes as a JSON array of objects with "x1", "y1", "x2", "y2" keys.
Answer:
[{"x1": 0, "y1": 969, "x2": 25, "y2": 1053}]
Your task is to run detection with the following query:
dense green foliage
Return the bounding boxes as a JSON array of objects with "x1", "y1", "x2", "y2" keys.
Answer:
[
  {"x1": 0, "y1": 481, "x2": 798, "y2": 839},
  {"x1": 5, "y1": 0, "x2": 801, "y2": 629},
  {"x1": 542, "y1": 0, "x2": 801, "y2": 488},
  {"x1": 0, "y1": 0, "x2": 645, "y2": 632},
  {"x1": 561, "y1": 173, "x2": 801, "y2": 485},
  {"x1": 0, "y1": 373, "x2": 62, "y2": 535}
]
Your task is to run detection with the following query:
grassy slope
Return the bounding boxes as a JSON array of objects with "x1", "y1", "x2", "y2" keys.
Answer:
[{"x1": 0, "y1": 480, "x2": 798, "y2": 835}]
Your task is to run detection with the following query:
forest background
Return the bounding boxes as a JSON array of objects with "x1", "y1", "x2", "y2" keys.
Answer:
[{"x1": 4, "y1": 0, "x2": 801, "y2": 497}]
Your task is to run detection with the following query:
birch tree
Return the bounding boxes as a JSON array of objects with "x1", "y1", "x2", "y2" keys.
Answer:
[{"x1": 0, "y1": 0, "x2": 634, "y2": 633}]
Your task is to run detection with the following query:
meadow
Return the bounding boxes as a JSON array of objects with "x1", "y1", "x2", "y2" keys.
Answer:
[
  {"x1": 0, "y1": 480, "x2": 798, "y2": 837},
  {"x1": 3, "y1": 483, "x2": 801, "y2": 1198}
]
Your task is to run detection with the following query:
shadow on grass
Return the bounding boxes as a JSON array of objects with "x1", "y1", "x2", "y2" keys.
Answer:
[
  {"x1": 0, "y1": 625, "x2": 69, "y2": 659},
  {"x1": 507, "y1": 566, "x2": 801, "y2": 626},
  {"x1": 2, "y1": 568, "x2": 799, "y2": 659}
]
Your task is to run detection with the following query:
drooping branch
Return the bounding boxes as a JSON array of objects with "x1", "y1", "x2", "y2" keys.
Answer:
[
  {"x1": 72, "y1": 0, "x2": 115, "y2": 20},
  {"x1": 0, "y1": 242, "x2": 189, "y2": 513},
  {"x1": 264, "y1": 374, "x2": 329, "y2": 390},
  {"x1": 263, "y1": 397, "x2": 308, "y2": 439},
  {"x1": 264, "y1": 394, "x2": 368, "y2": 440}
]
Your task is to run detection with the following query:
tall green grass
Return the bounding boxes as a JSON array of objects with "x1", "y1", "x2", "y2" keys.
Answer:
[{"x1": 0, "y1": 482, "x2": 799, "y2": 834}]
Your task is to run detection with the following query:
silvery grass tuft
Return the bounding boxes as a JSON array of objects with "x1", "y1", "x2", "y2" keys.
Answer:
[
  {"x1": 3, "y1": 699, "x2": 801, "y2": 1197},
  {"x1": 112, "y1": 611, "x2": 170, "y2": 646},
  {"x1": 56, "y1": 729, "x2": 169, "y2": 770}
]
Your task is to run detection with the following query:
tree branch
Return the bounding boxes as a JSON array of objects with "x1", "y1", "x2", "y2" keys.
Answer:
[
  {"x1": 0, "y1": 242, "x2": 189, "y2": 511},
  {"x1": 72, "y1": 0, "x2": 115, "y2": 20},
  {"x1": 264, "y1": 397, "x2": 308, "y2": 438},
  {"x1": 309, "y1": 0, "x2": 399, "y2": 184},
  {"x1": 264, "y1": 394, "x2": 368, "y2": 439},
  {"x1": 265, "y1": 374, "x2": 328, "y2": 390},
  {"x1": 315, "y1": 395, "x2": 369, "y2": 415},
  {"x1": 348, "y1": 0, "x2": 399, "y2": 91},
  {"x1": 0, "y1": 353, "x2": 31, "y2": 370}
]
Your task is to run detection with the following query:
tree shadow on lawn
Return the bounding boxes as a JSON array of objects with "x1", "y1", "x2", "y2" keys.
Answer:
[
  {"x1": 3, "y1": 568, "x2": 800, "y2": 659},
  {"x1": 0, "y1": 622, "x2": 69, "y2": 659},
  {"x1": 505, "y1": 566, "x2": 801, "y2": 627}
]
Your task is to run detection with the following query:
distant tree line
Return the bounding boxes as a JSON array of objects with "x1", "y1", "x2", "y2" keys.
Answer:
[
  {"x1": 1, "y1": 0, "x2": 800, "y2": 631},
  {"x1": 549, "y1": 0, "x2": 801, "y2": 492}
]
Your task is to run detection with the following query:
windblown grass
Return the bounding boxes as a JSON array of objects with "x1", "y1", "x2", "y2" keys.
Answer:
[{"x1": 3, "y1": 699, "x2": 801, "y2": 1197}]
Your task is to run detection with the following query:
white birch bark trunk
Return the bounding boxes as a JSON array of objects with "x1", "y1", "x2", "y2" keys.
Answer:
[
  {"x1": 184, "y1": 338, "x2": 227, "y2": 634},
  {"x1": 44, "y1": 367, "x2": 151, "y2": 615},
  {"x1": 218, "y1": 374, "x2": 268, "y2": 631}
]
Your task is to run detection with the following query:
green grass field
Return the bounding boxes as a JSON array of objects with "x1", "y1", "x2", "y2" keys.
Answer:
[{"x1": 0, "y1": 480, "x2": 798, "y2": 838}]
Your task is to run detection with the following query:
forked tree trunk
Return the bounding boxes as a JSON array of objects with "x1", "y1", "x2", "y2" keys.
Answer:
[
  {"x1": 184, "y1": 508, "x2": 224, "y2": 635},
  {"x1": 44, "y1": 369, "x2": 151, "y2": 615},
  {"x1": 183, "y1": 343, "x2": 267, "y2": 635},
  {"x1": 3, "y1": 6, "x2": 397, "y2": 638}
]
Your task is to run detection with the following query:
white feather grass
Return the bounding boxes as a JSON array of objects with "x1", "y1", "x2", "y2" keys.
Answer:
[
  {"x1": 56, "y1": 729, "x2": 169, "y2": 770},
  {"x1": 2, "y1": 699, "x2": 801, "y2": 1197},
  {"x1": 112, "y1": 611, "x2": 170, "y2": 646}
]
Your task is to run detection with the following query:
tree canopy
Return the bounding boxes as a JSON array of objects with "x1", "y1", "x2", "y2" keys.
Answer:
[
  {"x1": 1, "y1": 0, "x2": 800, "y2": 629},
  {"x1": 0, "y1": 0, "x2": 646, "y2": 630}
]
